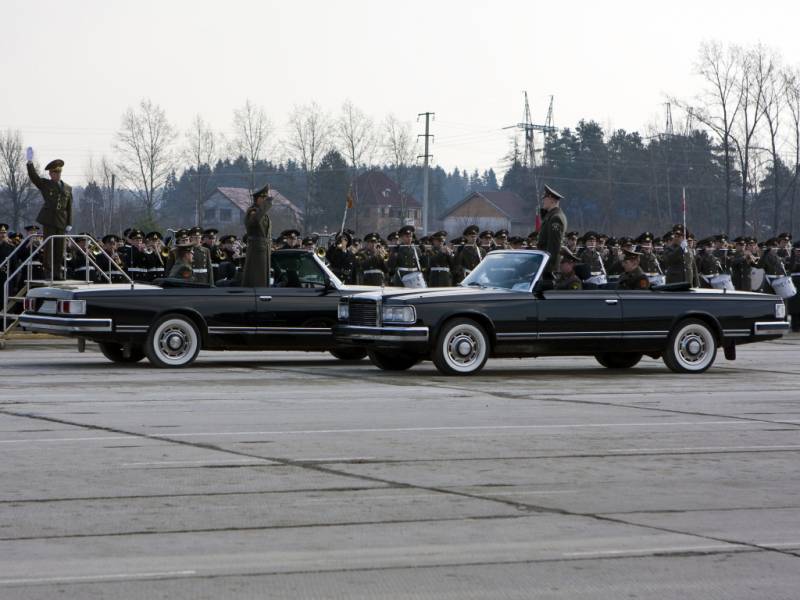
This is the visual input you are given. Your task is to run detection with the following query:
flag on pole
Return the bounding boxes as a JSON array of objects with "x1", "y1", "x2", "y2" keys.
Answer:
[
  {"x1": 346, "y1": 186, "x2": 354, "y2": 209},
  {"x1": 535, "y1": 213, "x2": 542, "y2": 232}
]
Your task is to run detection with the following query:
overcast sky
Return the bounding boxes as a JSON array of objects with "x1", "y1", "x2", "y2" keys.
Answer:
[{"x1": 3, "y1": 0, "x2": 800, "y2": 184}]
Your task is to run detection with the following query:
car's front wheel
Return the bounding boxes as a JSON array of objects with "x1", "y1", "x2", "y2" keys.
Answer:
[
  {"x1": 595, "y1": 352, "x2": 643, "y2": 369},
  {"x1": 367, "y1": 349, "x2": 419, "y2": 371},
  {"x1": 432, "y1": 318, "x2": 489, "y2": 375},
  {"x1": 329, "y1": 348, "x2": 367, "y2": 361},
  {"x1": 98, "y1": 342, "x2": 145, "y2": 363},
  {"x1": 663, "y1": 319, "x2": 717, "y2": 373},
  {"x1": 145, "y1": 314, "x2": 201, "y2": 368}
]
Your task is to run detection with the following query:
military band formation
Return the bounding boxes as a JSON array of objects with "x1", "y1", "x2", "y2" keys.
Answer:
[{"x1": 2, "y1": 158, "x2": 799, "y2": 330}]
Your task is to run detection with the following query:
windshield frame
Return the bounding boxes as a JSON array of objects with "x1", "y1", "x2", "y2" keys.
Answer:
[{"x1": 459, "y1": 249, "x2": 550, "y2": 293}]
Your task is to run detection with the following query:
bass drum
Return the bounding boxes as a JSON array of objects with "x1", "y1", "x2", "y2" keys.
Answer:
[
  {"x1": 708, "y1": 274, "x2": 734, "y2": 291},
  {"x1": 767, "y1": 275, "x2": 798, "y2": 299},
  {"x1": 401, "y1": 271, "x2": 427, "y2": 288}
]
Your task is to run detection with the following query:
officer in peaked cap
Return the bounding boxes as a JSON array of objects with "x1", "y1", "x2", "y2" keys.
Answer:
[
  {"x1": 616, "y1": 248, "x2": 651, "y2": 290},
  {"x1": 537, "y1": 184, "x2": 568, "y2": 278},
  {"x1": 426, "y1": 230, "x2": 455, "y2": 287},
  {"x1": 555, "y1": 247, "x2": 582, "y2": 290},
  {"x1": 26, "y1": 151, "x2": 72, "y2": 280},
  {"x1": 455, "y1": 224, "x2": 483, "y2": 283},
  {"x1": 241, "y1": 183, "x2": 272, "y2": 287},
  {"x1": 355, "y1": 232, "x2": 388, "y2": 286},
  {"x1": 636, "y1": 231, "x2": 661, "y2": 275},
  {"x1": 388, "y1": 225, "x2": 424, "y2": 286}
]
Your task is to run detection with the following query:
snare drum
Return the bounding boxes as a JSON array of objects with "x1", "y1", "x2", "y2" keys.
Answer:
[
  {"x1": 767, "y1": 275, "x2": 798, "y2": 299},
  {"x1": 401, "y1": 271, "x2": 427, "y2": 288},
  {"x1": 708, "y1": 273, "x2": 734, "y2": 291}
]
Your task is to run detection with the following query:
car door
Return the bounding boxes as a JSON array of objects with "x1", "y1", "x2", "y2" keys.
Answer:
[
  {"x1": 254, "y1": 252, "x2": 340, "y2": 349},
  {"x1": 190, "y1": 286, "x2": 257, "y2": 347},
  {"x1": 536, "y1": 289, "x2": 622, "y2": 350}
]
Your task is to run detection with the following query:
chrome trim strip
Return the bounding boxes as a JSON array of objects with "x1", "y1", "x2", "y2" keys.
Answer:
[
  {"x1": 337, "y1": 325, "x2": 429, "y2": 342},
  {"x1": 19, "y1": 314, "x2": 112, "y2": 333},
  {"x1": 754, "y1": 321, "x2": 791, "y2": 336},
  {"x1": 206, "y1": 326, "x2": 332, "y2": 335}
]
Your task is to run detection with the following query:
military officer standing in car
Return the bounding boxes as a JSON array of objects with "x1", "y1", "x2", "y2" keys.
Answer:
[
  {"x1": 241, "y1": 184, "x2": 272, "y2": 287},
  {"x1": 25, "y1": 149, "x2": 73, "y2": 280},
  {"x1": 537, "y1": 185, "x2": 568, "y2": 279}
]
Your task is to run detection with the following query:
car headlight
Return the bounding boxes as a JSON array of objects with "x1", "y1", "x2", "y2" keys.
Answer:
[
  {"x1": 382, "y1": 305, "x2": 416, "y2": 324},
  {"x1": 775, "y1": 302, "x2": 786, "y2": 319},
  {"x1": 337, "y1": 302, "x2": 349, "y2": 321}
]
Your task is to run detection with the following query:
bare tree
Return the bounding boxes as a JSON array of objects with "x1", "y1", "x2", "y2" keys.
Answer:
[
  {"x1": 759, "y1": 53, "x2": 787, "y2": 234},
  {"x1": 337, "y1": 100, "x2": 377, "y2": 231},
  {"x1": 0, "y1": 129, "x2": 36, "y2": 231},
  {"x1": 231, "y1": 100, "x2": 272, "y2": 191},
  {"x1": 730, "y1": 45, "x2": 771, "y2": 234},
  {"x1": 114, "y1": 99, "x2": 177, "y2": 225},
  {"x1": 784, "y1": 68, "x2": 800, "y2": 235},
  {"x1": 286, "y1": 102, "x2": 332, "y2": 229},
  {"x1": 382, "y1": 114, "x2": 418, "y2": 227},
  {"x1": 185, "y1": 115, "x2": 219, "y2": 225},
  {"x1": 683, "y1": 41, "x2": 744, "y2": 235}
]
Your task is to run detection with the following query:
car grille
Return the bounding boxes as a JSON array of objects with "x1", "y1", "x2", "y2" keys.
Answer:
[{"x1": 349, "y1": 301, "x2": 378, "y2": 326}]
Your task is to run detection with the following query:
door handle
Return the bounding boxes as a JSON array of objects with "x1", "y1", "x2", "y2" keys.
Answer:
[
  {"x1": 605, "y1": 299, "x2": 618, "y2": 305},
  {"x1": 259, "y1": 295, "x2": 272, "y2": 302}
]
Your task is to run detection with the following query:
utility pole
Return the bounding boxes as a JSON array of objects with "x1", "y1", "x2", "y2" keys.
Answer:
[{"x1": 417, "y1": 112, "x2": 434, "y2": 234}]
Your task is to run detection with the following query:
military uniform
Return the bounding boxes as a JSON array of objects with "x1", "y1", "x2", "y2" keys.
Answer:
[
  {"x1": 27, "y1": 160, "x2": 72, "y2": 279},
  {"x1": 617, "y1": 266, "x2": 650, "y2": 290},
  {"x1": 554, "y1": 273, "x2": 582, "y2": 290},
  {"x1": 388, "y1": 245, "x2": 423, "y2": 286},
  {"x1": 663, "y1": 244, "x2": 694, "y2": 285},
  {"x1": 241, "y1": 185, "x2": 272, "y2": 287},
  {"x1": 426, "y1": 233, "x2": 455, "y2": 287},
  {"x1": 536, "y1": 185, "x2": 568, "y2": 276},
  {"x1": 355, "y1": 234, "x2": 388, "y2": 286}
]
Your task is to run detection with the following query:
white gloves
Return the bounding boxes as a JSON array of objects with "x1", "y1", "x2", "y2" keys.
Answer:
[
  {"x1": 680, "y1": 239, "x2": 688, "y2": 251},
  {"x1": 26, "y1": 147, "x2": 33, "y2": 162},
  {"x1": 65, "y1": 225, "x2": 73, "y2": 233}
]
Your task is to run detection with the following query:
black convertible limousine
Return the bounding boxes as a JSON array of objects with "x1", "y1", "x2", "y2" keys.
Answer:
[
  {"x1": 19, "y1": 250, "x2": 373, "y2": 366},
  {"x1": 335, "y1": 249, "x2": 791, "y2": 375}
]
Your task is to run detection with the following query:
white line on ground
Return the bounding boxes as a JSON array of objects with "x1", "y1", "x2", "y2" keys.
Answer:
[
  {"x1": 562, "y1": 543, "x2": 746, "y2": 557},
  {"x1": 0, "y1": 570, "x2": 197, "y2": 586}
]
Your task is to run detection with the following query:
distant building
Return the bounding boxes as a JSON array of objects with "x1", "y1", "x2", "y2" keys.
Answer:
[
  {"x1": 441, "y1": 191, "x2": 534, "y2": 235},
  {"x1": 203, "y1": 187, "x2": 303, "y2": 235},
  {"x1": 351, "y1": 170, "x2": 422, "y2": 234}
]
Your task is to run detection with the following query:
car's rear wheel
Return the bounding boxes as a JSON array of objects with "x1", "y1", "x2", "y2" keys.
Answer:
[
  {"x1": 432, "y1": 318, "x2": 489, "y2": 375},
  {"x1": 145, "y1": 314, "x2": 201, "y2": 368},
  {"x1": 98, "y1": 342, "x2": 145, "y2": 363},
  {"x1": 595, "y1": 352, "x2": 643, "y2": 369},
  {"x1": 663, "y1": 319, "x2": 717, "y2": 373},
  {"x1": 329, "y1": 348, "x2": 367, "y2": 361},
  {"x1": 367, "y1": 349, "x2": 419, "y2": 371}
]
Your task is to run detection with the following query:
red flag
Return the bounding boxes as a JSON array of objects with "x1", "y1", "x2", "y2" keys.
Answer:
[
  {"x1": 346, "y1": 187, "x2": 354, "y2": 209},
  {"x1": 535, "y1": 213, "x2": 542, "y2": 232}
]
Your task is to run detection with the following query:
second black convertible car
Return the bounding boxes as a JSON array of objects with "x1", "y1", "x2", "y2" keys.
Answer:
[
  {"x1": 335, "y1": 250, "x2": 791, "y2": 375},
  {"x1": 20, "y1": 250, "x2": 372, "y2": 367}
]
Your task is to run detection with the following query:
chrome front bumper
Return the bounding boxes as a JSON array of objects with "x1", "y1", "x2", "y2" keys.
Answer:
[
  {"x1": 19, "y1": 313, "x2": 113, "y2": 334},
  {"x1": 753, "y1": 321, "x2": 791, "y2": 336},
  {"x1": 335, "y1": 324, "x2": 429, "y2": 342}
]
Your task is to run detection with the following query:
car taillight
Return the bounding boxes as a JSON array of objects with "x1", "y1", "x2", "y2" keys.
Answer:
[
  {"x1": 23, "y1": 297, "x2": 35, "y2": 312},
  {"x1": 57, "y1": 300, "x2": 86, "y2": 315}
]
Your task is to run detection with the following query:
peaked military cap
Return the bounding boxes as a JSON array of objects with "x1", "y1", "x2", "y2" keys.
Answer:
[
  {"x1": 542, "y1": 184, "x2": 564, "y2": 200},
  {"x1": 301, "y1": 236, "x2": 315, "y2": 245},
  {"x1": 495, "y1": 229, "x2": 509, "y2": 238},
  {"x1": 202, "y1": 228, "x2": 219, "y2": 236},
  {"x1": 777, "y1": 232, "x2": 791, "y2": 240},
  {"x1": 671, "y1": 224, "x2": 686, "y2": 235},
  {"x1": 583, "y1": 231, "x2": 598, "y2": 241},
  {"x1": 45, "y1": 159, "x2": 64, "y2": 171},
  {"x1": 462, "y1": 224, "x2": 479, "y2": 236},
  {"x1": 280, "y1": 229, "x2": 300, "y2": 238},
  {"x1": 566, "y1": 231, "x2": 579, "y2": 239},
  {"x1": 622, "y1": 248, "x2": 643, "y2": 260},
  {"x1": 146, "y1": 231, "x2": 163, "y2": 241},
  {"x1": 479, "y1": 230, "x2": 494, "y2": 239},
  {"x1": 398, "y1": 225, "x2": 415, "y2": 236},
  {"x1": 24, "y1": 224, "x2": 40, "y2": 232},
  {"x1": 606, "y1": 237, "x2": 618, "y2": 247},
  {"x1": 637, "y1": 232, "x2": 654, "y2": 243},
  {"x1": 219, "y1": 234, "x2": 237, "y2": 244},
  {"x1": 364, "y1": 232, "x2": 380, "y2": 243},
  {"x1": 0, "y1": 223, "x2": 8, "y2": 232},
  {"x1": 387, "y1": 231, "x2": 399, "y2": 241},
  {"x1": 431, "y1": 230, "x2": 448, "y2": 241},
  {"x1": 252, "y1": 183, "x2": 270, "y2": 198},
  {"x1": 101, "y1": 234, "x2": 119, "y2": 244},
  {"x1": 188, "y1": 226, "x2": 203, "y2": 236}
]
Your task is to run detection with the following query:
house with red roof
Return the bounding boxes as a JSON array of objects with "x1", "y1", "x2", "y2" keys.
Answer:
[
  {"x1": 441, "y1": 191, "x2": 534, "y2": 236},
  {"x1": 203, "y1": 186, "x2": 303, "y2": 235}
]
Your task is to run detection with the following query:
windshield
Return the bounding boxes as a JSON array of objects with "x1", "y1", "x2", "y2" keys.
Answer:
[{"x1": 461, "y1": 251, "x2": 546, "y2": 291}]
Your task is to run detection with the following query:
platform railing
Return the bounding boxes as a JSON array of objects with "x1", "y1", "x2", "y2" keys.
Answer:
[{"x1": 1, "y1": 234, "x2": 134, "y2": 336}]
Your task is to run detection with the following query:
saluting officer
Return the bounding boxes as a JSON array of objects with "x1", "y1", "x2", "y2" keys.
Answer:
[
  {"x1": 662, "y1": 224, "x2": 696, "y2": 285},
  {"x1": 426, "y1": 230, "x2": 455, "y2": 287},
  {"x1": 241, "y1": 184, "x2": 272, "y2": 287},
  {"x1": 355, "y1": 233, "x2": 388, "y2": 286},
  {"x1": 25, "y1": 150, "x2": 73, "y2": 280},
  {"x1": 537, "y1": 184, "x2": 568, "y2": 279}
]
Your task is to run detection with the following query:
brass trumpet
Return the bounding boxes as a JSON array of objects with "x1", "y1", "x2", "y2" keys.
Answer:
[{"x1": 315, "y1": 246, "x2": 327, "y2": 258}]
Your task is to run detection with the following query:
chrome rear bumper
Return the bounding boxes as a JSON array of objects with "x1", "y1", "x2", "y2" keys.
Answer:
[{"x1": 19, "y1": 313, "x2": 112, "y2": 334}]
